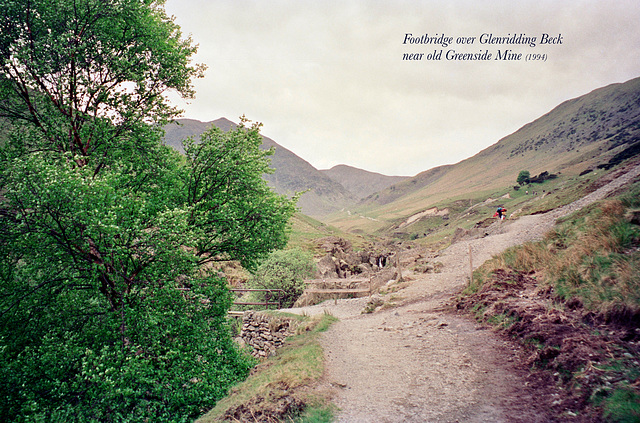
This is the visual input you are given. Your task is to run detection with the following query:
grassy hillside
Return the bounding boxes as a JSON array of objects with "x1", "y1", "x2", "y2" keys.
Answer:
[
  {"x1": 324, "y1": 160, "x2": 637, "y2": 253},
  {"x1": 326, "y1": 77, "x2": 640, "y2": 234},
  {"x1": 457, "y1": 177, "x2": 640, "y2": 422},
  {"x1": 196, "y1": 313, "x2": 337, "y2": 423}
]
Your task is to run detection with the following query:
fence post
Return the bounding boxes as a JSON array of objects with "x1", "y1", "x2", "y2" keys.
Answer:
[
  {"x1": 468, "y1": 244, "x2": 473, "y2": 287},
  {"x1": 396, "y1": 252, "x2": 404, "y2": 282}
]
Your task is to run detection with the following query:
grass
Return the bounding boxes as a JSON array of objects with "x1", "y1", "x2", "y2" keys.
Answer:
[
  {"x1": 548, "y1": 203, "x2": 639, "y2": 319},
  {"x1": 352, "y1": 172, "x2": 600, "y2": 248},
  {"x1": 324, "y1": 159, "x2": 605, "y2": 237},
  {"x1": 486, "y1": 312, "x2": 518, "y2": 329},
  {"x1": 196, "y1": 312, "x2": 338, "y2": 423},
  {"x1": 292, "y1": 405, "x2": 337, "y2": 423},
  {"x1": 209, "y1": 164, "x2": 640, "y2": 421},
  {"x1": 603, "y1": 387, "x2": 640, "y2": 423},
  {"x1": 287, "y1": 213, "x2": 341, "y2": 252},
  {"x1": 458, "y1": 178, "x2": 640, "y2": 421},
  {"x1": 325, "y1": 163, "x2": 627, "y2": 251},
  {"x1": 466, "y1": 189, "x2": 640, "y2": 319},
  {"x1": 286, "y1": 212, "x2": 381, "y2": 259}
]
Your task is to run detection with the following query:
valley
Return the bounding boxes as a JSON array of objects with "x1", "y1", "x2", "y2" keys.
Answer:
[
  {"x1": 164, "y1": 77, "x2": 640, "y2": 240},
  {"x1": 199, "y1": 157, "x2": 640, "y2": 422},
  {"x1": 3, "y1": 2, "x2": 638, "y2": 421},
  {"x1": 192, "y1": 77, "x2": 640, "y2": 422}
]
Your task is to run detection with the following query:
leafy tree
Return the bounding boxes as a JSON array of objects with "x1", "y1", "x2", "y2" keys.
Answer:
[
  {"x1": 249, "y1": 249, "x2": 317, "y2": 308},
  {"x1": 0, "y1": 1, "x2": 297, "y2": 421},
  {"x1": 0, "y1": 0, "x2": 205, "y2": 165},
  {"x1": 517, "y1": 170, "x2": 531, "y2": 186}
]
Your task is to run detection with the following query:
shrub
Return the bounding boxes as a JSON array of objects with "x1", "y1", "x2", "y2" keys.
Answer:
[
  {"x1": 517, "y1": 170, "x2": 531, "y2": 185},
  {"x1": 249, "y1": 249, "x2": 317, "y2": 308}
]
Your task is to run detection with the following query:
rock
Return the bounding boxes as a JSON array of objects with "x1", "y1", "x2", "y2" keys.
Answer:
[
  {"x1": 239, "y1": 311, "x2": 298, "y2": 358},
  {"x1": 315, "y1": 236, "x2": 394, "y2": 280},
  {"x1": 317, "y1": 254, "x2": 339, "y2": 278}
]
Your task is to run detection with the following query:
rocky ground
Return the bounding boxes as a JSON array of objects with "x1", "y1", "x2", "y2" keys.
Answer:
[{"x1": 284, "y1": 162, "x2": 640, "y2": 422}]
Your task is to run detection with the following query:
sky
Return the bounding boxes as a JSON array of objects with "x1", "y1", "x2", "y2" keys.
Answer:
[{"x1": 163, "y1": 0, "x2": 640, "y2": 177}]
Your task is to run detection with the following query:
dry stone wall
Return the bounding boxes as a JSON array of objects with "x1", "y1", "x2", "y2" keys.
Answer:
[{"x1": 239, "y1": 311, "x2": 299, "y2": 358}]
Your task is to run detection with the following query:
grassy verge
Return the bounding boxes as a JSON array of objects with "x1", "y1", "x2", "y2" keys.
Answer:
[
  {"x1": 468, "y1": 194, "x2": 640, "y2": 321},
  {"x1": 457, "y1": 179, "x2": 640, "y2": 422},
  {"x1": 196, "y1": 312, "x2": 338, "y2": 423}
]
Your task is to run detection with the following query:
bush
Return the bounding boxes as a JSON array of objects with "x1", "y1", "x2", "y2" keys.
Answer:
[
  {"x1": 517, "y1": 170, "x2": 531, "y2": 185},
  {"x1": 249, "y1": 249, "x2": 317, "y2": 308}
]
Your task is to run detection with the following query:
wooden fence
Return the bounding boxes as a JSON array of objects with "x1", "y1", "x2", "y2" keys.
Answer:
[
  {"x1": 177, "y1": 287, "x2": 285, "y2": 316},
  {"x1": 228, "y1": 288, "x2": 284, "y2": 316},
  {"x1": 303, "y1": 277, "x2": 372, "y2": 304},
  {"x1": 187, "y1": 276, "x2": 375, "y2": 316}
]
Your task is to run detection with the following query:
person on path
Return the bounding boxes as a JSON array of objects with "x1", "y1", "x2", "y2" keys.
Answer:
[{"x1": 494, "y1": 206, "x2": 507, "y2": 220}]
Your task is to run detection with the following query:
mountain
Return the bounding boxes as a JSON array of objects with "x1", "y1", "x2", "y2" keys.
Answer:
[
  {"x1": 354, "y1": 76, "x2": 640, "y2": 218},
  {"x1": 163, "y1": 77, "x2": 640, "y2": 226},
  {"x1": 319, "y1": 165, "x2": 409, "y2": 200},
  {"x1": 163, "y1": 118, "x2": 357, "y2": 217}
]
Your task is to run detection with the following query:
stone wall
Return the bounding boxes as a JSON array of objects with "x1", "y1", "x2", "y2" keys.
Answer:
[{"x1": 238, "y1": 311, "x2": 299, "y2": 358}]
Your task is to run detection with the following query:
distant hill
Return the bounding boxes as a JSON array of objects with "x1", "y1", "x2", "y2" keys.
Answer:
[
  {"x1": 163, "y1": 118, "x2": 357, "y2": 217},
  {"x1": 320, "y1": 165, "x2": 408, "y2": 200},
  {"x1": 356, "y1": 76, "x2": 640, "y2": 216},
  {"x1": 163, "y1": 77, "x2": 640, "y2": 226}
]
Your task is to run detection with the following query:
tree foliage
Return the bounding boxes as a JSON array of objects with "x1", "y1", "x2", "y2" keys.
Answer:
[
  {"x1": 0, "y1": 0, "x2": 205, "y2": 165},
  {"x1": 0, "y1": 1, "x2": 297, "y2": 421},
  {"x1": 517, "y1": 170, "x2": 531, "y2": 186}
]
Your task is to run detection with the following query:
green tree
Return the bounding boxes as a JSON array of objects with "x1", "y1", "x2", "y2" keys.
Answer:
[
  {"x1": 249, "y1": 249, "x2": 317, "y2": 308},
  {"x1": 517, "y1": 170, "x2": 531, "y2": 186},
  {"x1": 0, "y1": 1, "x2": 297, "y2": 421},
  {"x1": 0, "y1": 0, "x2": 205, "y2": 165}
]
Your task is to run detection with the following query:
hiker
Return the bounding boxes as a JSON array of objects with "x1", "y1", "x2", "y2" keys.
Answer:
[{"x1": 494, "y1": 206, "x2": 507, "y2": 220}]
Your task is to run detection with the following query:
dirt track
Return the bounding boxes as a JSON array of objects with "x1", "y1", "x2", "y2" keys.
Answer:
[{"x1": 285, "y1": 162, "x2": 640, "y2": 422}]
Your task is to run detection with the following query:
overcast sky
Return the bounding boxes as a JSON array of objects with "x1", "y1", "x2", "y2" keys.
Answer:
[{"x1": 163, "y1": 0, "x2": 640, "y2": 176}]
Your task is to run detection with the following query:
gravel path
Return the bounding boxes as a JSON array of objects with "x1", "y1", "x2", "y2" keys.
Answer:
[{"x1": 286, "y1": 162, "x2": 640, "y2": 422}]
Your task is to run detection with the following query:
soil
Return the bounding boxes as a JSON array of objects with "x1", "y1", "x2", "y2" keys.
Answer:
[
  {"x1": 283, "y1": 161, "x2": 640, "y2": 423},
  {"x1": 455, "y1": 268, "x2": 640, "y2": 422}
]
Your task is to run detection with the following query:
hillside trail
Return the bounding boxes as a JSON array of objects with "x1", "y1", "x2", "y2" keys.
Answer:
[{"x1": 285, "y1": 162, "x2": 640, "y2": 423}]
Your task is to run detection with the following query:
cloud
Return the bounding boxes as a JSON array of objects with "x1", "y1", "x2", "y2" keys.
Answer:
[{"x1": 165, "y1": 0, "x2": 640, "y2": 176}]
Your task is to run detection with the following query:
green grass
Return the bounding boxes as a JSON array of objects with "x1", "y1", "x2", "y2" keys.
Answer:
[
  {"x1": 603, "y1": 386, "x2": 640, "y2": 423},
  {"x1": 592, "y1": 348, "x2": 640, "y2": 423},
  {"x1": 293, "y1": 405, "x2": 337, "y2": 423},
  {"x1": 457, "y1": 178, "x2": 640, "y2": 421},
  {"x1": 501, "y1": 199, "x2": 638, "y2": 318},
  {"x1": 486, "y1": 312, "x2": 518, "y2": 329},
  {"x1": 287, "y1": 212, "x2": 378, "y2": 256},
  {"x1": 196, "y1": 312, "x2": 338, "y2": 423},
  {"x1": 287, "y1": 213, "x2": 341, "y2": 253},
  {"x1": 372, "y1": 173, "x2": 591, "y2": 245},
  {"x1": 324, "y1": 162, "x2": 625, "y2": 247}
]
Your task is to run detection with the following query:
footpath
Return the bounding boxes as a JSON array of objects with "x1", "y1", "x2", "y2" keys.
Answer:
[{"x1": 287, "y1": 162, "x2": 640, "y2": 422}]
